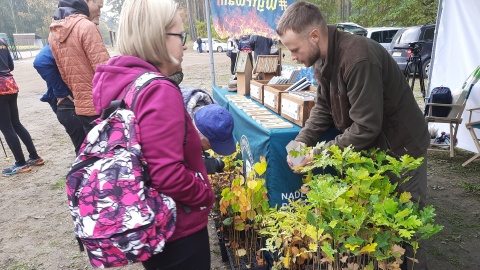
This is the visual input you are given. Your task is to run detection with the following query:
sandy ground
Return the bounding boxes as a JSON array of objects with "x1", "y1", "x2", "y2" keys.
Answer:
[{"x1": 0, "y1": 48, "x2": 479, "y2": 270}]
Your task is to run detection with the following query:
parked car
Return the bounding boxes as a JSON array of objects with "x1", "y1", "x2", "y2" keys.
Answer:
[
  {"x1": 366, "y1": 27, "x2": 401, "y2": 50},
  {"x1": 336, "y1": 22, "x2": 368, "y2": 36},
  {"x1": 388, "y1": 24, "x2": 435, "y2": 78},
  {"x1": 192, "y1": 38, "x2": 228, "y2": 53}
]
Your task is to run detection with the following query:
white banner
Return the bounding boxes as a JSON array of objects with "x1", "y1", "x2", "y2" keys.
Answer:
[{"x1": 429, "y1": 0, "x2": 480, "y2": 153}]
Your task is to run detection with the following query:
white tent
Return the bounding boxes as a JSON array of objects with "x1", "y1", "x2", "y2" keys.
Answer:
[{"x1": 429, "y1": 0, "x2": 480, "y2": 153}]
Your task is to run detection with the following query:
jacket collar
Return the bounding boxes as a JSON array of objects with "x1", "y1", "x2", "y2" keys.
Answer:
[{"x1": 318, "y1": 25, "x2": 338, "y2": 82}]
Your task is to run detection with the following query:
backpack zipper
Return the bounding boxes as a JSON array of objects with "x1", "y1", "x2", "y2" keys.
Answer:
[
  {"x1": 66, "y1": 157, "x2": 101, "y2": 178},
  {"x1": 76, "y1": 220, "x2": 156, "y2": 252}
]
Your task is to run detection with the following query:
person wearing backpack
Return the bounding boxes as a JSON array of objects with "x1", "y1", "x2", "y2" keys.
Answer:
[{"x1": 92, "y1": 0, "x2": 215, "y2": 269}]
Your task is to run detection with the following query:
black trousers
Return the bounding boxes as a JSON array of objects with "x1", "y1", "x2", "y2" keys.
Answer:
[
  {"x1": 0, "y1": 93, "x2": 39, "y2": 165},
  {"x1": 77, "y1": 115, "x2": 99, "y2": 135},
  {"x1": 56, "y1": 99, "x2": 85, "y2": 154},
  {"x1": 230, "y1": 52, "x2": 237, "y2": 75},
  {"x1": 142, "y1": 227, "x2": 211, "y2": 270}
]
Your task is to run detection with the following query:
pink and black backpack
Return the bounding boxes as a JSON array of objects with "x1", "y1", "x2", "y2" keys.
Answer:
[{"x1": 66, "y1": 72, "x2": 185, "y2": 268}]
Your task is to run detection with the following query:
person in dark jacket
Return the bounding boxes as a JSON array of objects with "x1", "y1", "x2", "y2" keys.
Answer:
[
  {"x1": 278, "y1": 2, "x2": 430, "y2": 270},
  {"x1": 250, "y1": 34, "x2": 273, "y2": 61},
  {"x1": 33, "y1": 44, "x2": 84, "y2": 154},
  {"x1": 227, "y1": 36, "x2": 239, "y2": 75},
  {"x1": 238, "y1": 35, "x2": 253, "y2": 67},
  {"x1": 196, "y1": 37, "x2": 203, "y2": 53},
  {"x1": 0, "y1": 38, "x2": 44, "y2": 175}
]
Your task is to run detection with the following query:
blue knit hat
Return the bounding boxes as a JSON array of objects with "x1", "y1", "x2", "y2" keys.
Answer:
[{"x1": 194, "y1": 104, "x2": 235, "y2": 156}]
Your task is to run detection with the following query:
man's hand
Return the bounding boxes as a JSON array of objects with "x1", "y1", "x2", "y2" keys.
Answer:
[
  {"x1": 286, "y1": 141, "x2": 313, "y2": 174},
  {"x1": 56, "y1": 95, "x2": 73, "y2": 106}
]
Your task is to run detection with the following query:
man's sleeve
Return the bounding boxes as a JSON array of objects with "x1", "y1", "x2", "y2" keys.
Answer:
[
  {"x1": 324, "y1": 61, "x2": 384, "y2": 150},
  {"x1": 82, "y1": 24, "x2": 110, "y2": 73},
  {"x1": 33, "y1": 54, "x2": 71, "y2": 98},
  {"x1": 295, "y1": 86, "x2": 334, "y2": 146}
]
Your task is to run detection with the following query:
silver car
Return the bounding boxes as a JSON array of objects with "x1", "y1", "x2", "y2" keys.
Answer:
[{"x1": 366, "y1": 27, "x2": 401, "y2": 50}]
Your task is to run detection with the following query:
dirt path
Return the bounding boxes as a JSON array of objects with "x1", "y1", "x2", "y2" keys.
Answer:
[{"x1": 0, "y1": 48, "x2": 479, "y2": 270}]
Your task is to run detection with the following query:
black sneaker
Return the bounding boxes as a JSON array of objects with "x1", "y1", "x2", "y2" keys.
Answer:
[
  {"x1": 2, "y1": 164, "x2": 32, "y2": 175},
  {"x1": 26, "y1": 157, "x2": 45, "y2": 166}
]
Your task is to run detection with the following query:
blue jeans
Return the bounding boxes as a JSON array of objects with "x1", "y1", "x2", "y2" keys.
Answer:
[
  {"x1": 0, "y1": 93, "x2": 39, "y2": 165},
  {"x1": 56, "y1": 98, "x2": 85, "y2": 154}
]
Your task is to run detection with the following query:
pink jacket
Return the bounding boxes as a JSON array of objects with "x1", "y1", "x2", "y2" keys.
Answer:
[{"x1": 92, "y1": 55, "x2": 215, "y2": 241}]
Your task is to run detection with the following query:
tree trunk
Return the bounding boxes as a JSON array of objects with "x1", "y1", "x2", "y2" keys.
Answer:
[
  {"x1": 186, "y1": 0, "x2": 197, "y2": 40},
  {"x1": 9, "y1": 0, "x2": 18, "y2": 33}
]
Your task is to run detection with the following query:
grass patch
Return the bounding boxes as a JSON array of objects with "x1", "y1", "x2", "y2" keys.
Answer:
[
  {"x1": 70, "y1": 254, "x2": 83, "y2": 260},
  {"x1": 51, "y1": 178, "x2": 65, "y2": 190},
  {"x1": 15, "y1": 45, "x2": 40, "y2": 51},
  {"x1": 462, "y1": 181, "x2": 480, "y2": 194},
  {"x1": 11, "y1": 263, "x2": 34, "y2": 270}
]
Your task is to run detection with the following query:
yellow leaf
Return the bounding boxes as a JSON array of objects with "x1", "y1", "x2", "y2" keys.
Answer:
[
  {"x1": 329, "y1": 220, "x2": 338, "y2": 228},
  {"x1": 359, "y1": 243, "x2": 377, "y2": 253},
  {"x1": 399, "y1": 192, "x2": 412, "y2": 203},
  {"x1": 308, "y1": 243, "x2": 318, "y2": 251},
  {"x1": 283, "y1": 249, "x2": 290, "y2": 267},
  {"x1": 247, "y1": 180, "x2": 257, "y2": 190},
  {"x1": 253, "y1": 160, "x2": 267, "y2": 176},
  {"x1": 239, "y1": 176, "x2": 245, "y2": 185},
  {"x1": 345, "y1": 243, "x2": 360, "y2": 251}
]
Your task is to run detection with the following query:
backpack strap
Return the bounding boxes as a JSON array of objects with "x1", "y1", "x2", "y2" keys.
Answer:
[
  {"x1": 100, "y1": 72, "x2": 189, "y2": 146},
  {"x1": 124, "y1": 72, "x2": 188, "y2": 146}
]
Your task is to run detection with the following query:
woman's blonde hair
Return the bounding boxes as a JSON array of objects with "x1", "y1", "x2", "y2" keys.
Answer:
[{"x1": 117, "y1": 0, "x2": 179, "y2": 67}]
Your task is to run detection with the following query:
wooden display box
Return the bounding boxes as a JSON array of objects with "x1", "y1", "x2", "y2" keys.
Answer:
[
  {"x1": 249, "y1": 80, "x2": 269, "y2": 103},
  {"x1": 253, "y1": 55, "x2": 281, "y2": 82},
  {"x1": 263, "y1": 85, "x2": 292, "y2": 114},
  {"x1": 280, "y1": 93, "x2": 315, "y2": 127},
  {"x1": 235, "y1": 52, "x2": 253, "y2": 96}
]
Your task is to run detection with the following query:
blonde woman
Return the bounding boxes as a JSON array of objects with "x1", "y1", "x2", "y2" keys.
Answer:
[{"x1": 92, "y1": 0, "x2": 215, "y2": 269}]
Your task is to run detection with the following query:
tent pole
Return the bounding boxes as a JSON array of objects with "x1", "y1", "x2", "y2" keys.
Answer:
[
  {"x1": 205, "y1": 0, "x2": 216, "y2": 86},
  {"x1": 427, "y1": 0, "x2": 444, "y2": 98}
]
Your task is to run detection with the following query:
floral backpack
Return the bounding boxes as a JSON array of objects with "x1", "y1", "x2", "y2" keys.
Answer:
[{"x1": 65, "y1": 72, "x2": 185, "y2": 268}]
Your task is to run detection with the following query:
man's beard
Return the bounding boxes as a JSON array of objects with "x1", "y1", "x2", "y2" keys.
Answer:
[{"x1": 304, "y1": 42, "x2": 321, "y2": 68}]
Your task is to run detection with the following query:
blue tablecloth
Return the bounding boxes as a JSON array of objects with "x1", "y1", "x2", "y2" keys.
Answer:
[{"x1": 213, "y1": 86, "x2": 338, "y2": 207}]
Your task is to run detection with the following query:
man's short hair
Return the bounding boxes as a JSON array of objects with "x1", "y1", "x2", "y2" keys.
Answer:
[
  {"x1": 117, "y1": 0, "x2": 179, "y2": 67},
  {"x1": 276, "y1": 1, "x2": 325, "y2": 36}
]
